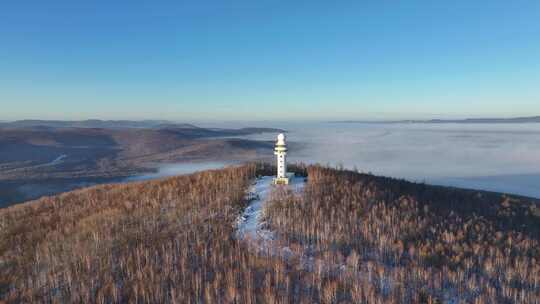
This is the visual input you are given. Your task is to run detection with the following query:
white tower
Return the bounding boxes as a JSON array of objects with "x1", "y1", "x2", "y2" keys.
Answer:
[{"x1": 273, "y1": 133, "x2": 289, "y2": 184}]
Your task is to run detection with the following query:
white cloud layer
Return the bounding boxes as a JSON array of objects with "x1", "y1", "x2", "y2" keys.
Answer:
[{"x1": 234, "y1": 122, "x2": 540, "y2": 198}]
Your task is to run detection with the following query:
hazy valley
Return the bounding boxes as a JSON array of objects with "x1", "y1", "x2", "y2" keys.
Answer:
[
  {"x1": 2, "y1": 119, "x2": 540, "y2": 207},
  {"x1": 0, "y1": 120, "x2": 283, "y2": 206}
]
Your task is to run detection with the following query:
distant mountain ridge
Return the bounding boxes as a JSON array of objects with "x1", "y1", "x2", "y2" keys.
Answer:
[
  {"x1": 0, "y1": 123, "x2": 285, "y2": 206},
  {"x1": 420, "y1": 116, "x2": 540, "y2": 123},
  {"x1": 334, "y1": 116, "x2": 540, "y2": 124},
  {"x1": 0, "y1": 119, "x2": 197, "y2": 129},
  {"x1": 0, "y1": 125, "x2": 284, "y2": 180}
]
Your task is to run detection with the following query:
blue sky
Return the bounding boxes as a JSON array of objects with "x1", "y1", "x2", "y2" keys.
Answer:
[{"x1": 1, "y1": 0, "x2": 539, "y2": 121}]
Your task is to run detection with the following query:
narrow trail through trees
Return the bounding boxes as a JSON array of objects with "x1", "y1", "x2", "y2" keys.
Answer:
[{"x1": 236, "y1": 176, "x2": 305, "y2": 255}]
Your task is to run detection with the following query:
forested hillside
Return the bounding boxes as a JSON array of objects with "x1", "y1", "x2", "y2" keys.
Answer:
[
  {"x1": 265, "y1": 166, "x2": 540, "y2": 303},
  {"x1": 1, "y1": 164, "x2": 539, "y2": 303},
  {"x1": 1, "y1": 165, "x2": 260, "y2": 302}
]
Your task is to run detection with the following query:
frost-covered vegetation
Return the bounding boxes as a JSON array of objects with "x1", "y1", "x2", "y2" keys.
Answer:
[
  {"x1": 1, "y1": 164, "x2": 539, "y2": 303},
  {"x1": 1, "y1": 165, "x2": 260, "y2": 302},
  {"x1": 265, "y1": 166, "x2": 540, "y2": 303}
]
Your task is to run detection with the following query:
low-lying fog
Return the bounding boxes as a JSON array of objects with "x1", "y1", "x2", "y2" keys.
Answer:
[
  {"x1": 2, "y1": 122, "x2": 538, "y2": 208},
  {"x1": 202, "y1": 121, "x2": 540, "y2": 199},
  {"x1": 0, "y1": 162, "x2": 234, "y2": 208},
  {"x1": 125, "y1": 161, "x2": 232, "y2": 182}
]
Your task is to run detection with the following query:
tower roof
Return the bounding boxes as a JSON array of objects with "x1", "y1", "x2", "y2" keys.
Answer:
[{"x1": 277, "y1": 133, "x2": 286, "y2": 145}]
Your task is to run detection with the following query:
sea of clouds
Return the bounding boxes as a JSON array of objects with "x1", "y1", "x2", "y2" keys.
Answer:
[{"x1": 208, "y1": 121, "x2": 540, "y2": 198}]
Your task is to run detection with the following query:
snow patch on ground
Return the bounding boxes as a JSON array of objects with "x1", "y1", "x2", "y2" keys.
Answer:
[
  {"x1": 236, "y1": 176, "x2": 274, "y2": 241},
  {"x1": 236, "y1": 175, "x2": 305, "y2": 254}
]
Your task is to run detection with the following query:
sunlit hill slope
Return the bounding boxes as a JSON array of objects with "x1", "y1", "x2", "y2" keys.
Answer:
[{"x1": 1, "y1": 164, "x2": 539, "y2": 303}]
